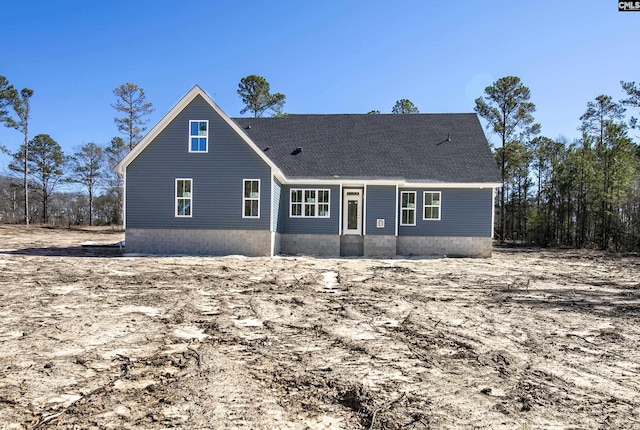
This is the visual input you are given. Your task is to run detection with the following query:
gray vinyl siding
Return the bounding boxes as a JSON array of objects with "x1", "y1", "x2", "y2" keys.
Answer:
[
  {"x1": 365, "y1": 185, "x2": 396, "y2": 235},
  {"x1": 281, "y1": 185, "x2": 340, "y2": 235},
  {"x1": 126, "y1": 95, "x2": 271, "y2": 230},
  {"x1": 397, "y1": 188, "x2": 493, "y2": 237},
  {"x1": 272, "y1": 178, "x2": 282, "y2": 232}
]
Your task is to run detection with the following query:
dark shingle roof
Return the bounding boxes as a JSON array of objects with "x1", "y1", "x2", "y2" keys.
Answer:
[{"x1": 232, "y1": 113, "x2": 501, "y2": 183}]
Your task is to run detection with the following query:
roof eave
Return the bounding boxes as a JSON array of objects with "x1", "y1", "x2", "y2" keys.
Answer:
[{"x1": 284, "y1": 177, "x2": 503, "y2": 188}]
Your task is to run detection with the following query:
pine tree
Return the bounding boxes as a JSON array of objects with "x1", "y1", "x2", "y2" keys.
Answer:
[
  {"x1": 391, "y1": 99, "x2": 419, "y2": 114},
  {"x1": 112, "y1": 83, "x2": 154, "y2": 150},
  {"x1": 475, "y1": 76, "x2": 540, "y2": 241},
  {"x1": 70, "y1": 142, "x2": 104, "y2": 226},
  {"x1": 9, "y1": 134, "x2": 65, "y2": 224},
  {"x1": 1, "y1": 80, "x2": 34, "y2": 225},
  {"x1": 237, "y1": 75, "x2": 286, "y2": 118}
]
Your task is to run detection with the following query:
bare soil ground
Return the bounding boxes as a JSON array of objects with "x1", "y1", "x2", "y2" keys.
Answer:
[{"x1": 0, "y1": 225, "x2": 639, "y2": 429}]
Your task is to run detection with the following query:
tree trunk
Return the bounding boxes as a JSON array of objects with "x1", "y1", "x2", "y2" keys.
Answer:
[
  {"x1": 23, "y1": 126, "x2": 29, "y2": 227},
  {"x1": 500, "y1": 134, "x2": 506, "y2": 242},
  {"x1": 89, "y1": 185, "x2": 93, "y2": 227}
]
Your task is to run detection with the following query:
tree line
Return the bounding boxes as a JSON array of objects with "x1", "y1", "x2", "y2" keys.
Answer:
[
  {"x1": 1, "y1": 79, "x2": 153, "y2": 226},
  {"x1": 3, "y1": 73, "x2": 639, "y2": 251},
  {"x1": 476, "y1": 76, "x2": 640, "y2": 251}
]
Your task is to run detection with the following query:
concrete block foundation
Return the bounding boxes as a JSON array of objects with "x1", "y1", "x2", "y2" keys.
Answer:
[
  {"x1": 340, "y1": 235, "x2": 364, "y2": 257},
  {"x1": 279, "y1": 234, "x2": 340, "y2": 256},
  {"x1": 363, "y1": 235, "x2": 397, "y2": 257},
  {"x1": 396, "y1": 236, "x2": 492, "y2": 257},
  {"x1": 126, "y1": 228, "x2": 272, "y2": 256},
  {"x1": 126, "y1": 230, "x2": 492, "y2": 258}
]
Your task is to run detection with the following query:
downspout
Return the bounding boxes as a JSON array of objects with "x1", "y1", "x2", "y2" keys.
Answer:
[
  {"x1": 122, "y1": 170, "x2": 127, "y2": 230},
  {"x1": 362, "y1": 184, "x2": 367, "y2": 236},
  {"x1": 395, "y1": 184, "x2": 399, "y2": 237},
  {"x1": 338, "y1": 184, "x2": 343, "y2": 235},
  {"x1": 491, "y1": 186, "x2": 496, "y2": 238},
  {"x1": 270, "y1": 174, "x2": 274, "y2": 256}
]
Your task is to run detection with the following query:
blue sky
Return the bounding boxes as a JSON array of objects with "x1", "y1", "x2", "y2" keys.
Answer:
[{"x1": 1, "y1": 0, "x2": 639, "y2": 174}]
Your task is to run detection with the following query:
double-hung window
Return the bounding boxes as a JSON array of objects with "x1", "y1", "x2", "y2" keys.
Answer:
[
  {"x1": 400, "y1": 191, "x2": 416, "y2": 226},
  {"x1": 317, "y1": 190, "x2": 330, "y2": 217},
  {"x1": 176, "y1": 179, "x2": 192, "y2": 217},
  {"x1": 243, "y1": 179, "x2": 260, "y2": 218},
  {"x1": 304, "y1": 190, "x2": 316, "y2": 216},
  {"x1": 291, "y1": 190, "x2": 303, "y2": 216},
  {"x1": 290, "y1": 189, "x2": 330, "y2": 218},
  {"x1": 189, "y1": 120, "x2": 208, "y2": 152},
  {"x1": 423, "y1": 191, "x2": 441, "y2": 220}
]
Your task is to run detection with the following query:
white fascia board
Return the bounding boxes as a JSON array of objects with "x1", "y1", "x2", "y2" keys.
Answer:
[
  {"x1": 286, "y1": 178, "x2": 401, "y2": 186},
  {"x1": 284, "y1": 178, "x2": 502, "y2": 189},
  {"x1": 272, "y1": 168, "x2": 287, "y2": 184},
  {"x1": 115, "y1": 86, "x2": 201, "y2": 174},
  {"x1": 115, "y1": 85, "x2": 286, "y2": 181},
  {"x1": 401, "y1": 182, "x2": 503, "y2": 189}
]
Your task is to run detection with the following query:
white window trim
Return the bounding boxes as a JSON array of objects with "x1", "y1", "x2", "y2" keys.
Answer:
[
  {"x1": 242, "y1": 179, "x2": 260, "y2": 219},
  {"x1": 290, "y1": 189, "x2": 303, "y2": 217},
  {"x1": 423, "y1": 191, "x2": 442, "y2": 221},
  {"x1": 338, "y1": 184, "x2": 343, "y2": 234},
  {"x1": 175, "y1": 178, "x2": 193, "y2": 218},
  {"x1": 188, "y1": 120, "x2": 209, "y2": 153},
  {"x1": 394, "y1": 184, "x2": 399, "y2": 236},
  {"x1": 363, "y1": 184, "x2": 367, "y2": 236},
  {"x1": 289, "y1": 188, "x2": 331, "y2": 218},
  {"x1": 400, "y1": 191, "x2": 416, "y2": 226}
]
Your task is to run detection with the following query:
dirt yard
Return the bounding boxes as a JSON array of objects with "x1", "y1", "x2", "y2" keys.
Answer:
[{"x1": 0, "y1": 225, "x2": 638, "y2": 429}]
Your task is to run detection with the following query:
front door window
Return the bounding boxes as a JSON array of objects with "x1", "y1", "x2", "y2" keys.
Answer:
[
  {"x1": 343, "y1": 189, "x2": 362, "y2": 235},
  {"x1": 348, "y1": 200, "x2": 358, "y2": 230}
]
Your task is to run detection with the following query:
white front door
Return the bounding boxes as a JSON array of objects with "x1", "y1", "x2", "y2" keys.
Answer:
[{"x1": 343, "y1": 189, "x2": 363, "y2": 235}]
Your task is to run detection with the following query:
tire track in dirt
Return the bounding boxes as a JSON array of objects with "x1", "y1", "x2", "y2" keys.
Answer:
[{"x1": 2, "y1": 227, "x2": 640, "y2": 429}]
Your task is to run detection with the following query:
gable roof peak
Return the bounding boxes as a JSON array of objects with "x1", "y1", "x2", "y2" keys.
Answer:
[{"x1": 114, "y1": 85, "x2": 284, "y2": 179}]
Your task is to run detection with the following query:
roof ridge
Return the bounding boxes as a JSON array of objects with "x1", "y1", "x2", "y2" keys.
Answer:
[{"x1": 231, "y1": 112, "x2": 477, "y2": 118}]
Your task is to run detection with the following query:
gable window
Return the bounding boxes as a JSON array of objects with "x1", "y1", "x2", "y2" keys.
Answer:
[
  {"x1": 290, "y1": 189, "x2": 330, "y2": 218},
  {"x1": 243, "y1": 179, "x2": 260, "y2": 218},
  {"x1": 189, "y1": 120, "x2": 208, "y2": 152},
  {"x1": 423, "y1": 191, "x2": 441, "y2": 220},
  {"x1": 400, "y1": 191, "x2": 416, "y2": 226},
  {"x1": 176, "y1": 179, "x2": 192, "y2": 217}
]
